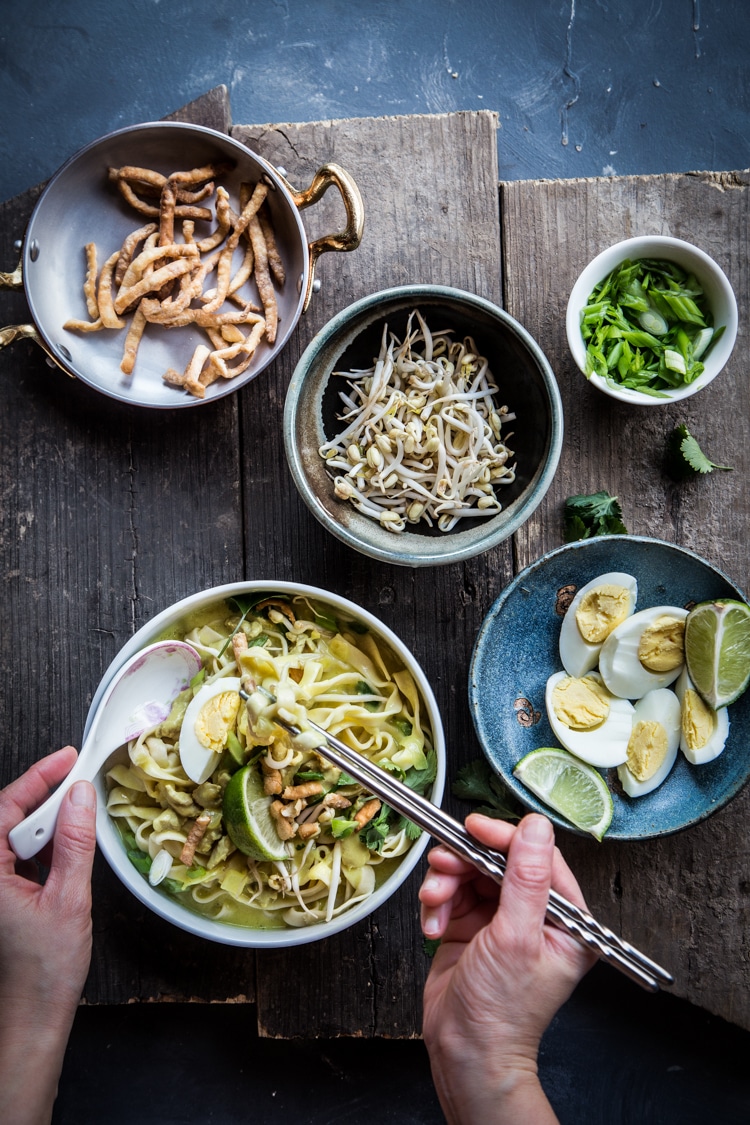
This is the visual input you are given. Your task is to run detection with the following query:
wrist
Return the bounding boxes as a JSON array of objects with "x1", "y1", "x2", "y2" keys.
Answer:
[
  {"x1": 424, "y1": 1021, "x2": 553, "y2": 1125},
  {"x1": 0, "y1": 1012, "x2": 74, "y2": 1125},
  {"x1": 0, "y1": 975, "x2": 82, "y2": 1039},
  {"x1": 431, "y1": 1058, "x2": 554, "y2": 1125}
]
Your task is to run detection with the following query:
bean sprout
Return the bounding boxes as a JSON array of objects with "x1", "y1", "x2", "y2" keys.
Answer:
[{"x1": 319, "y1": 311, "x2": 516, "y2": 533}]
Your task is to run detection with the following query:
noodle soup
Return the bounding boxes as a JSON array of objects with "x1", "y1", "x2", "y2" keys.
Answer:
[{"x1": 104, "y1": 589, "x2": 441, "y2": 936}]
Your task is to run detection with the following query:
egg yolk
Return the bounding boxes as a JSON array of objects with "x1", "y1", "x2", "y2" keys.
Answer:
[
  {"x1": 575, "y1": 584, "x2": 632, "y2": 644},
  {"x1": 552, "y1": 675, "x2": 610, "y2": 731},
  {"x1": 626, "y1": 720, "x2": 668, "y2": 780},
  {"x1": 194, "y1": 691, "x2": 241, "y2": 752},
  {"x1": 637, "y1": 615, "x2": 685, "y2": 672},
  {"x1": 682, "y1": 688, "x2": 715, "y2": 751}
]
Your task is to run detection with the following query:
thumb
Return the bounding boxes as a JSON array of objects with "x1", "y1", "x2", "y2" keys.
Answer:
[
  {"x1": 44, "y1": 781, "x2": 97, "y2": 912},
  {"x1": 496, "y1": 814, "x2": 554, "y2": 939}
]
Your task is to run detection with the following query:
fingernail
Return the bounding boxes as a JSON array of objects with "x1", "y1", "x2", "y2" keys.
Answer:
[
  {"x1": 422, "y1": 911, "x2": 440, "y2": 937},
  {"x1": 520, "y1": 814, "x2": 553, "y2": 845},
  {"x1": 421, "y1": 876, "x2": 439, "y2": 894},
  {"x1": 70, "y1": 781, "x2": 96, "y2": 809}
]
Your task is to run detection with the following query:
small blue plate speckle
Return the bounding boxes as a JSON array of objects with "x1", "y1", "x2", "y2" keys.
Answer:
[{"x1": 468, "y1": 536, "x2": 750, "y2": 840}]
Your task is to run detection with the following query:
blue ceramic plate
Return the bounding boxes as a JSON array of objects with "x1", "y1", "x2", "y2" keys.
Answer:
[{"x1": 469, "y1": 536, "x2": 750, "y2": 840}]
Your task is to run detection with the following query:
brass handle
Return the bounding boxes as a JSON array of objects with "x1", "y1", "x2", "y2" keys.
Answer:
[
  {"x1": 0, "y1": 251, "x2": 73, "y2": 376},
  {"x1": 0, "y1": 252, "x2": 23, "y2": 290},
  {"x1": 0, "y1": 323, "x2": 74, "y2": 378},
  {"x1": 1, "y1": 323, "x2": 39, "y2": 347},
  {"x1": 280, "y1": 162, "x2": 364, "y2": 312}
]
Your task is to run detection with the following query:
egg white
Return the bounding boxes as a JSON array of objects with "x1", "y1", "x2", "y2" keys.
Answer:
[
  {"x1": 559, "y1": 572, "x2": 638, "y2": 678},
  {"x1": 598, "y1": 605, "x2": 688, "y2": 700},
  {"x1": 545, "y1": 670, "x2": 634, "y2": 768},
  {"x1": 674, "y1": 667, "x2": 730, "y2": 765},
  {"x1": 179, "y1": 676, "x2": 242, "y2": 784},
  {"x1": 617, "y1": 688, "x2": 681, "y2": 797}
]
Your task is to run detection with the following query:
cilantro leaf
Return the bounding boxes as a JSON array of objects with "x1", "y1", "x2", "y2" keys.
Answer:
[
  {"x1": 665, "y1": 423, "x2": 733, "y2": 480},
  {"x1": 563, "y1": 491, "x2": 628, "y2": 542},
  {"x1": 452, "y1": 760, "x2": 523, "y2": 821},
  {"x1": 359, "y1": 803, "x2": 392, "y2": 852},
  {"x1": 402, "y1": 748, "x2": 438, "y2": 795}
]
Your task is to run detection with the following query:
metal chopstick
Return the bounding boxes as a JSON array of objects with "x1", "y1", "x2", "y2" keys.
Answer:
[{"x1": 269, "y1": 711, "x2": 673, "y2": 992}]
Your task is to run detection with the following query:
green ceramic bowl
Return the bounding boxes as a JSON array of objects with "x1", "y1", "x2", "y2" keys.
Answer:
[{"x1": 283, "y1": 285, "x2": 563, "y2": 567}]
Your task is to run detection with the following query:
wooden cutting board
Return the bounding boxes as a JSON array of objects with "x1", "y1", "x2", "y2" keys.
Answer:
[
  {"x1": 501, "y1": 171, "x2": 750, "y2": 1031},
  {"x1": 1, "y1": 84, "x2": 748, "y2": 1034},
  {"x1": 0, "y1": 89, "x2": 506, "y2": 1038}
]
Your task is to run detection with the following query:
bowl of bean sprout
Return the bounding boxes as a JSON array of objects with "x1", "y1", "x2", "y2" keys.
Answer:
[{"x1": 284, "y1": 285, "x2": 563, "y2": 566}]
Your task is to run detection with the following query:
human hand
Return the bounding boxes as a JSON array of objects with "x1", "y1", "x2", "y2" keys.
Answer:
[
  {"x1": 419, "y1": 813, "x2": 596, "y2": 1125},
  {"x1": 0, "y1": 747, "x2": 96, "y2": 1125}
]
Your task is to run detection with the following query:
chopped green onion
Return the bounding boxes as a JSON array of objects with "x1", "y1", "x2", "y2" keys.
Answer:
[
  {"x1": 638, "y1": 308, "x2": 668, "y2": 335},
  {"x1": 331, "y1": 817, "x2": 357, "y2": 838},
  {"x1": 580, "y1": 257, "x2": 721, "y2": 393},
  {"x1": 692, "y1": 327, "x2": 714, "y2": 359},
  {"x1": 664, "y1": 348, "x2": 686, "y2": 375}
]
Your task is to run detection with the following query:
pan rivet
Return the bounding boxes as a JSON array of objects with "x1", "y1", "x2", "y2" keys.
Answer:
[
  {"x1": 45, "y1": 357, "x2": 56, "y2": 368},
  {"x1": 276, "y1": 166, "x2": 287, "y2": 177},
  {"x1": 312, "y1": 279, "x2": 322, "y2": 293},
  {"x1": 29, "y1": 240, "x2": 40, "y2": 262},
  {"x1": 58, "y1": 345, "x2": 72, "y2": 362},
  {"x1": 14, "y1": 240, "x2": 22, "y2": 251}
]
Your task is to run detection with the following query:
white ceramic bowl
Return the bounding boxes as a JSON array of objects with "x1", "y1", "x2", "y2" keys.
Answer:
[
  {"x1": 284, "y1": 285, "x2": 563, "y2": 567},
  {"x1": 88, "y1": 581, "x2": 445, "y2": 947},
  {"x1": 566, "y1": 236, "x2": 738, "y2": 405}
]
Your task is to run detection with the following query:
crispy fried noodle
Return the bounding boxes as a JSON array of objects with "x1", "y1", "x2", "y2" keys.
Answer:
[
  {"x1": 105, "y1": 595, "x2": 437, "y2": 930},
  {"x1": 319, "y1": 311, "x2": 517, "y2": 532},
  {"x1": 64, "y1": 161, "x2": 284, "y2": 399}
]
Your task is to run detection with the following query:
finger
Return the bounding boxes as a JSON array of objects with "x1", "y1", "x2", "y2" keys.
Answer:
[
  {"x1": 550, "y1": 844, "x2": 590, "y2": 912},
  {"x1": 421, "y1": 856, "x2": 505, "y2": 908},
  {"x1": 436, "y1": 896, "x2": 497, "y2": 946},
  {"x1": 425, "y1": 844, "x2": 476, "y2": 876},
  {"x1": 0, "y1": 747, "x2": 79, "y2": 836},
  {"x1": 419, "y1": 867, "x2": 465, "y2": 906},
  {"x1": 421, "y1": 881, "x2": 497, "y2": 943},
  {"x1": 43, "y1": 782, "x2": 97, "y2": 915},
  {"x1": 421, "y1": 896, "x2": 454, "y2": 939},
  {"x1": 464, "y1": 812, "x2": 517, "y2": 854},
  {"x1": 465, "y1": 811, "x2": 589, "y2": 911},
  {"x1": 419, "y1": 862, "x2": 502, "y2": 908},
  {"x1": 493, "y1": 813, "x2": 555, "y2": 942}
]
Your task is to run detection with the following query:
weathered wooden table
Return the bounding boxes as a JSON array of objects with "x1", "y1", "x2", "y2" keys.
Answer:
[{"x1": 1, "y1": 87, "x2": 748, "y2": 1036}]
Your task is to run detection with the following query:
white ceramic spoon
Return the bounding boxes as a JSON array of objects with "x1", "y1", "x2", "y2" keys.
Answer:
[{"x1": 9, "y1": 640, "x2": 202, "y2": 860}]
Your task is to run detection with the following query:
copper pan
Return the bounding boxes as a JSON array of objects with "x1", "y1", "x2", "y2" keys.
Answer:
[{"x1": 0, "y1": 122, "x2": 364, "y2": 408}]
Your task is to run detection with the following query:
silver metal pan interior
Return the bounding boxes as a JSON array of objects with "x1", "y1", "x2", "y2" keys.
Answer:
[{"x1": 22, "y1": 122, "x2": 309, "y2": 408}]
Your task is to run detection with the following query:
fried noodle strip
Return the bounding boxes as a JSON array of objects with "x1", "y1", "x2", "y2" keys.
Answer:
[{"x1": 67, "y1": 161, "x2": 286, "y2": 397}]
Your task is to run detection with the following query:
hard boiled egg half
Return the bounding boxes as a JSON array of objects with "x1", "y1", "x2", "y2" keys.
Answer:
[
  {"x1": 179, "y1": 676, "x2": 242, "y2": 783},
  {"x1": 674, "y1": 667, "x2": 730, "y2": 765},
  {"x1": 559, "y1": 572, "x2": 638, "y2": 678},
  {"x1": 617, "y1": 688, "x2": 681, "y2": 797},
  {"x1": 545, "y1": 670, "x2": 635, "y2": 768},
  {"x1": 599, "y1": 606, "x2": 688, "y2": 700}
]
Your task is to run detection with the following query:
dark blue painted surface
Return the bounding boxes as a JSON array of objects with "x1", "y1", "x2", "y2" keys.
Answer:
[
  {"x1": 4, "y1": 2, "x2": 749, "y2": 1121},
  {"x1": 1, "y1": 0, "x2": 749, "y2": 202}
]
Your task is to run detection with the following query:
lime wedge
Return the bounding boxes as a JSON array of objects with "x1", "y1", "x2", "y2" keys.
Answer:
[
  {"x1": 685, "y1": 598, "x2": 750, "y2": 710},
  {"x1": 513, "y1": 747, "x2": 613, "y2": 841},
  {"x1": 223, "y1": 764, "x2": 288, "y2": 861}
]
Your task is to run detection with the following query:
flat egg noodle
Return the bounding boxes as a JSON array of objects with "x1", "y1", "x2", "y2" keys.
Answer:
[{"x1": 105, "y1": 596, "x2": 435, "y2": 929}]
